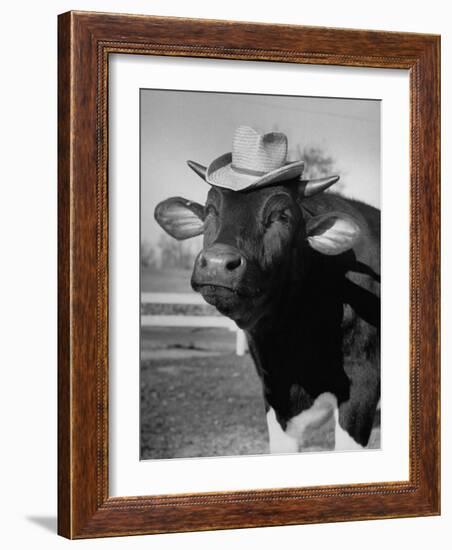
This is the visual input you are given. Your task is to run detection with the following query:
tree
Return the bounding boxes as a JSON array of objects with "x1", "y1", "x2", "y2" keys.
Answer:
[
  {"x1": 290, "y1": 144, "x2": 344, "y2": 192},
  {"x1": 158, "y1": 233, "x2": 198, "y2": 270},
  {"x1": 141, "y1": 240, "x2": 157, "y2": 268}
]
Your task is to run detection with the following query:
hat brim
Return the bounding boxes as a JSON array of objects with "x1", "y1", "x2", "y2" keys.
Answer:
[{"x1": 205, "y1": 153, "x2": 304, "y2": 191}]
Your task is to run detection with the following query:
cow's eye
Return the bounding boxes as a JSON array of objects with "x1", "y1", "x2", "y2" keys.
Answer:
[
  {"x1": 266, "y1": 208, "x2": 291, "y2": 227},
  {"x1": 205, "y1": 204, "x2": 218, "y2": 217}
]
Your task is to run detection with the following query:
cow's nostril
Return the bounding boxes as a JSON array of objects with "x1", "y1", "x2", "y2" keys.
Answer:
[
  {"x1": 225, "y1": 256, "x2": 242, "y2": 271},
  {"x1": 196, "y1": 245, "x2": 245, "y2": 277}
]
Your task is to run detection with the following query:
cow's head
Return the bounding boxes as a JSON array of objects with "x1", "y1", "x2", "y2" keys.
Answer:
[{"x1": 154, "y1": 162, "x2": 360, "y2": 329}]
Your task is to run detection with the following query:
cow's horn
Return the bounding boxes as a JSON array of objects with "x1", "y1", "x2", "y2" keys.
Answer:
[
  {"x1": 299, "y1": 175, "x2": 340, "y2": 197},
  {"x1": 187, "y1": 160, "x2": 207, "y2": 180}
]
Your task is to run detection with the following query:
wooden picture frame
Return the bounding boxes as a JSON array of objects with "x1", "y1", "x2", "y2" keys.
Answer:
[{"x1": 58, "y1": 11, "x2": 440, "y2": 539}]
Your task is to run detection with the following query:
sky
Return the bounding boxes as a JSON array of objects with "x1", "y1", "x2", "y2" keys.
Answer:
[{"x1": 141, "y1": 89, "x2": 380, "y2": 246}]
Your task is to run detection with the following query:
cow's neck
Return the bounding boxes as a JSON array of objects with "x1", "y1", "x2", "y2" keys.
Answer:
[{"x1": 246, "y1": 248, "x2": 350, "y2": 425}]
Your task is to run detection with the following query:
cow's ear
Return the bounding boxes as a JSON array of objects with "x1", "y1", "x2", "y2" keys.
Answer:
[
  {"x1": 306, "y1": 212, "x2": 360, "y2": 255},
  {"x1": 154, "y1": 197, "x2": 205, "y2": 240}
]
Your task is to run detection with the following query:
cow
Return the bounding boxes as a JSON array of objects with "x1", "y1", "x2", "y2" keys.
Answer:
[{"x1": 153, "y1": 127, "x2": 380, "y2": 453}]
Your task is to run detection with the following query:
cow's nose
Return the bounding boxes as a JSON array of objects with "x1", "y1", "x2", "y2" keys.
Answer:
[
  {"x1": 194, "y1": 244, "x2": 246, "y2": 284},
  {"x1": 200, "y1": 248, "x2": 243, "y2": 271}
]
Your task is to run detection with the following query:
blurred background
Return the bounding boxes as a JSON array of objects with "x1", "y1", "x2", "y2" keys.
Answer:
[{"x1": 140, "y1": 89, "x2": 381, "y2": 459}]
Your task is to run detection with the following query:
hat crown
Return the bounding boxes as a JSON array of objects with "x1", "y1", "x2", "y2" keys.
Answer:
[
  {"x1": 202, "y1": 125, "x2": 304, "y2": 191},
  {"x1": 231, "y1": 126, "x2": 288, "y2": 176}
]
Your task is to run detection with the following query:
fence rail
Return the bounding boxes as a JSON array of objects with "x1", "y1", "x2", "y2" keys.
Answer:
[
  {"x1": 141, "y1": 292, "x2": 205, "y2": 305},
  {"x1": 141, "y1": 292, "x2": 247, "y2": 356}
]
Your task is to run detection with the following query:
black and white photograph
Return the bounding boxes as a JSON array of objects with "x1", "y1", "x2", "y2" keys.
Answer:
[{"x1": 140, "y1": 89, "x2": 381, "y2": 460}]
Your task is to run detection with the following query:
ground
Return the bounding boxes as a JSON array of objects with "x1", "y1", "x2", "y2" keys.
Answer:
[{"x1": 141, "y1": 327, "x2": 267, "y2": 458}]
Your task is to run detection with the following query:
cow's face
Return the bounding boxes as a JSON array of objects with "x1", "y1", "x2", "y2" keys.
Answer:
[{"x1": 154, "y1": 177, "x2": 360, "y2": 329}]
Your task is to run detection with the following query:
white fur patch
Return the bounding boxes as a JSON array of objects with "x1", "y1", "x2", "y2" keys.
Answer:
[
  {"x1": 267, "y1": 393, "x2": 366, "y2": 453},
  {"x1": 266, "y1": 407, "x2": 298, "y2": 454},
  {"x1": 266, "y1": 393, "x2": 337, "y2": 454}
]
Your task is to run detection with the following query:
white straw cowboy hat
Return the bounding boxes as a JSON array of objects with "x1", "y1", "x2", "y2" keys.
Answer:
[{"x1": 188, "y1": 126, "x2": 305, "y2": 192}]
